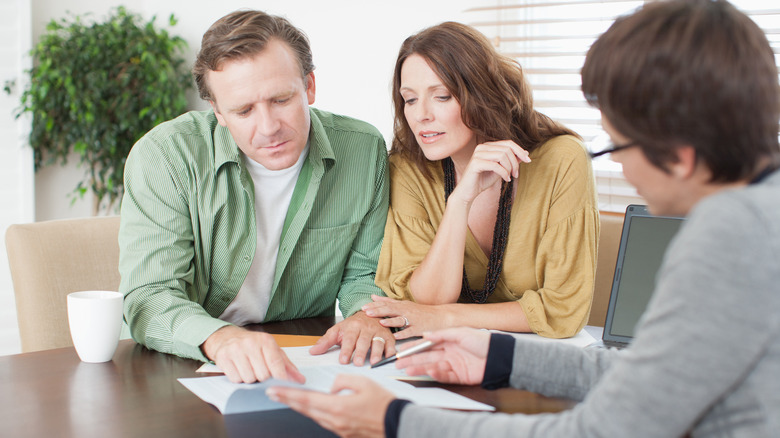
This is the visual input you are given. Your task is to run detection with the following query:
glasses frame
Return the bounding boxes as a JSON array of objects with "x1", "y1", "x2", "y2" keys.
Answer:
[{"x1": 589, "y1": 141, "x2": 640, "y2": 159}]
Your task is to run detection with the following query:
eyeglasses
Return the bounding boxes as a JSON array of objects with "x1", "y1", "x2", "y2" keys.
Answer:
[{"x1": 589, "y1": 141, "x2": 639, "y2": 159}]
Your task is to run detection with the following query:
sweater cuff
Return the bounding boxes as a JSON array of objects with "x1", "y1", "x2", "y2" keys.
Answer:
[
  {"x1": 384, "y1": 399, "x2": 412, "y2": 438},
  {"x1": 481, "y1": 333, "x2": 516, "y2": 390}
]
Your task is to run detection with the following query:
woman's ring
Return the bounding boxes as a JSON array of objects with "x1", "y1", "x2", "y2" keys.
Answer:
[
  {"x1": 401, "y1": 316, "x2": 410, "y2": 329},
  {"x1": 372, "y1": 336, "x2": 386, "y2": 343}
]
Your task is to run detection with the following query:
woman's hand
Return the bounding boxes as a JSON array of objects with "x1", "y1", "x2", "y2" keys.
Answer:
[
  {"x1": 397, "y1": 327, "x2": 491, "y2": 385},
  {"x1": 267, "y1": 375, "x2": 395, "y2": 438},
  {"x1": 450, "y1": 140, "x2": 530, "y2": 205},
  {"x1": 362, "y1": 295, "x2": 455, "y2": 340}
]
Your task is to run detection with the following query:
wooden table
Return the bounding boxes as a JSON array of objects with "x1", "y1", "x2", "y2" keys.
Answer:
[{"x1": 0, "y1": 317, "x2": 576, "y2": 437}]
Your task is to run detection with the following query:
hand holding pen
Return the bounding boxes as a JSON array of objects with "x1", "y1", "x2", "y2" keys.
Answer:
[
  {"x1": 371, "y1": 340, "x2": 437, "y2": 368},
  {"x1": 392, "y1": 328, "x2": 492, "y2": 386},
  {"x1": 267, "y1": 327, "x2": 494, "y2": 438}
]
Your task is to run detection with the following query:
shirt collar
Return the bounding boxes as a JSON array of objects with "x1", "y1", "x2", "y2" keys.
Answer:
[
  {"x1": 306, "y1": 108, "x2": 336, "y2": 174},
  {"x1": 211, "y1": 108, "x2": 336, "y2": 172},
  {"x1": 749, "y1": 164, "x2": 780, "y2": 185},
  {"x1": 213, "y1": 121, "x2": 240, "y2": 169}
]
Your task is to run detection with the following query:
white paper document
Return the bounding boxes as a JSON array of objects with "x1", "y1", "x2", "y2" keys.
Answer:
[
  {"x1": 197, "y1": 331, "x2": 596, "y2": 375},
  {"x1": 196, "y1": 345, "x2": 415, "y2": 378},
  {"x1": 182, "y1": 332, "x2": 595, "y2": 415},
  {"x1": 179, "y1": 363, "x2": 494, "y2": 415},
  {"x1": 491, "y1": 328, "x2": 597, "y2": 348},
  {"x1": 184, "y1": 343, "x2": 492, "y2": 414}
]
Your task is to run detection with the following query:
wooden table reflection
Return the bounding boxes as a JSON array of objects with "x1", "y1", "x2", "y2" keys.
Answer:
[{"x1": 0, "y1": 317, "x2": 576, "y2": 437}]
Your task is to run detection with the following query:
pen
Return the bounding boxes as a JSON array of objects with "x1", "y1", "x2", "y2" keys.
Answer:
[{"x1": 371, "y1": 340, "x2": 436, "y2": 368}]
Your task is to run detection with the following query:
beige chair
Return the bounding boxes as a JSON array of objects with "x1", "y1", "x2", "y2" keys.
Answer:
[
  {"x1": 5, "y1": 216, "x2": 121, "y2": 352},
  {"x1": 588, "y1": 213, "x2": 624, "y2": 327}
]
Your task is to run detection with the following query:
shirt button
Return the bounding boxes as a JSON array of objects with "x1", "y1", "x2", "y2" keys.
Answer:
[{"x1": 243, "y1": 255, "x2": 250, "y2": 261}]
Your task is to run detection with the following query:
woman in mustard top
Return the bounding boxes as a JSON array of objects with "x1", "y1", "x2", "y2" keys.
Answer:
[{"x1": 363, "y1": 22, "x2": 599, "y2": 339}]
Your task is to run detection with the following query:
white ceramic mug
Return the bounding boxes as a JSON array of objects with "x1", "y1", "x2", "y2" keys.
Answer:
[{"x1": 67, "y1": 291, "x2": 123, "y2": 363}]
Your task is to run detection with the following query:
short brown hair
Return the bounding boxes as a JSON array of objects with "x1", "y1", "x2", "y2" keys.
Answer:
[
  {"x1": 582, "y1": 0, "x2": 780, "y2": 181},
  {"x1": 391, "y1": 21, "x2": 578, "y2": 176},
  {"x1": 192, "y1": 10, "x2": 315, "y2": 102}
]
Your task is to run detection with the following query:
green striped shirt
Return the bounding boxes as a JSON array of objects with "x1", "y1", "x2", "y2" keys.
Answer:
[{"x1": 119, "y1": 108, "x2": 389, "y2": 361}]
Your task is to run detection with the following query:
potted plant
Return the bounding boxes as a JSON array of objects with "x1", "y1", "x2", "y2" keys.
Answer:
[{"x1": 11, "y1": 7, "x2": 191, "y2": 214}]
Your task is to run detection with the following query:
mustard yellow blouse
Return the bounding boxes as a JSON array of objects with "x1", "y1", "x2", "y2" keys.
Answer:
[{"x1": 375, "y1": 135, "x2": 599, "y2": 338}]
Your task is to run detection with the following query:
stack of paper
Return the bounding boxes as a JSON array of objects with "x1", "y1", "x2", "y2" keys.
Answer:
[
  {"x1": 180, "y1": 329, "x2": 597, "y2": 415},
  {"x1": 180, "y1": 344, "x2": 494, "y2": 415}
]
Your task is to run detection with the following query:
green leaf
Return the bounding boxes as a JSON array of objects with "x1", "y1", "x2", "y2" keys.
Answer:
[{"x1": 13, "y1": 6, "x2": 191, "y2": 210}]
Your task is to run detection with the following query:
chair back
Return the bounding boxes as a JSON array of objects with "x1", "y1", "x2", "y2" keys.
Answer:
[
  {"x1": 5, "y1": 216, "x2": 121, "y2": 352},
  {"x1": 589, "y1": 213, "x2": 624, "y2": 327}
]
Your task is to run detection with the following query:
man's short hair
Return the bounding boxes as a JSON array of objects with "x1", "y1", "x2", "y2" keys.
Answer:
[
  {"x1": 192, "y1": 10, "x2": 315, "y2": 102},
  {"x1": 582, "y1": 0, "x2": 780, "y2": 182}
]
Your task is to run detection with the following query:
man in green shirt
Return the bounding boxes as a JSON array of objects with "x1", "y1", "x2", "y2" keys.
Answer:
[{"x1": 119, "y1": 10, "x2": 393, "y2": 383}]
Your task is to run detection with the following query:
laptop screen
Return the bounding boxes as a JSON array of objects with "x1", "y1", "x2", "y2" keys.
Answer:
[{"x1": 603, "y1": 205, "x2": 685, "y2": 345}]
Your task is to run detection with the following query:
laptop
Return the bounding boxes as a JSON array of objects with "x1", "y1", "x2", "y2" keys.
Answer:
[{"x1": 599, "y1": 204, "x2": 685, "y2": 349}]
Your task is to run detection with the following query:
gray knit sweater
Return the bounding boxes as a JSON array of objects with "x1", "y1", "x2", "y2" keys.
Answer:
[{"x1": 397, "y1": 170, "x2": 780, "y2": 437}]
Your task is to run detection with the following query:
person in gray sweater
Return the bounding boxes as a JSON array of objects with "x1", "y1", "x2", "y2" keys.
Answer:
[{"x1": 266, "y1": 1, "x2": 780, "y2": 436}]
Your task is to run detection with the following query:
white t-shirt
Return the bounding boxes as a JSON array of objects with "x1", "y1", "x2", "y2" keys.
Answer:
[{"x1": 219, "y1": 144, "x2": 309, "y2": 325}]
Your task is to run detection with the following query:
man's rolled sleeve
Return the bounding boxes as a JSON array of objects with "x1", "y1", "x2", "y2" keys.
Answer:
[
  {"x1": 173, "y1": 316, "x2": 232, "y2": 362},
  {"x1": 119, "y1": 128, "x2": 228, "y2": 361}
]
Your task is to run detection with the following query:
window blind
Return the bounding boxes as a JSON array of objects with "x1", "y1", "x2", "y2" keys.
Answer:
[{"x1": 466, "y1": 0, "x2": 780, "y2": 211}]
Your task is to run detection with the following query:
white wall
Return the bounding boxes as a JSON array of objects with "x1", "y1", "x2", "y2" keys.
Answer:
[
  {"x1": 0, "y1": 0, "x2": 33, "y2": 356},
  {"x1": 0, "y1": 0, "x2": 491, "y2": 355},
  {"x1": 32, "y1": 0, "x2": 492, "y2": 220}
]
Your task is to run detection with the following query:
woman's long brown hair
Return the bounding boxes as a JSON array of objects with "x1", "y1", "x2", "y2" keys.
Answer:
[{"x1": 390, "y1": 21, "x2": 579, "y2": 177}]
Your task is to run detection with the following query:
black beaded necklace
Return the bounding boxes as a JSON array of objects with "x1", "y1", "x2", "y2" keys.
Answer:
[{"x1": 441, "y1": 158, "x2": 515, "y2": 304}]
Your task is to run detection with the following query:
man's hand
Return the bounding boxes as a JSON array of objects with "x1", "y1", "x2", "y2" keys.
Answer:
[
  {"x1": 201, "y1": 325, "x2": 305, "y2": 384},
  {"x1": 309, "y1": 311, "x2": 395, "y2": 366},
  {"x1": 396, "y1": 327, "x2": 490, "y2": 385},
  {"x1": 267, "y1": 375, "x2": 394, "y2": 438}
]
